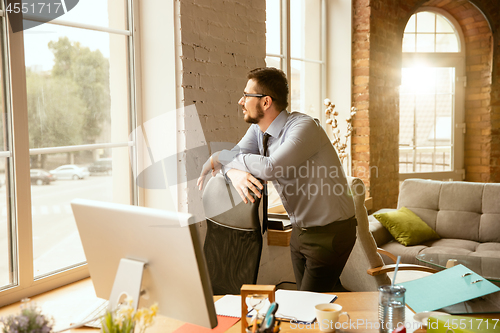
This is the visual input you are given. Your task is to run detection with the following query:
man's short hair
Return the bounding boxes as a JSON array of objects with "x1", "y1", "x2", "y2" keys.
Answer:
[{"x1": 247, "y1": 67, "x2": 289, "y2": 111}]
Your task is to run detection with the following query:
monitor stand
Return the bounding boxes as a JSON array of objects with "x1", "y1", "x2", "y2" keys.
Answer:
[{"x1": 108, "y1": 258, "x2": 146, "y2": 311}]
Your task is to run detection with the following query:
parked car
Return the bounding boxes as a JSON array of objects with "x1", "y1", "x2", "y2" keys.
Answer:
[
  {"x1": 49, "y1": 165, "x2": 90, "y2": 180},
  {"x1": 30, "y1": 169, "x2": 55, "y2": 185},
  {"x1": 88, "y1": 158, "x2": 112, "y2": 175}
]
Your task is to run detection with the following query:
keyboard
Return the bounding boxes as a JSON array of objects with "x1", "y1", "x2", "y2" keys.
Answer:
[{"x1": 74, "y1": 299, "x2": 109, "y2": 329}]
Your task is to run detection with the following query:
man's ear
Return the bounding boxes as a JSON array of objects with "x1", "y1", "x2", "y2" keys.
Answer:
[{"x1": 262, "y1": 96, "x2": 272, "y2": 110}]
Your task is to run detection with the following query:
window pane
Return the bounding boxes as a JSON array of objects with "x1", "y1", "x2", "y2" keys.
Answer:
[
  {"x1": 31, "y1": 148, "x2": 127, "y2": 278},
  {"x1": 0, "y1": 19, "x2": 12, "y2": 288},
  {"x1": 402, "y1": 33, "x2": 416, "y2": 52},
  {"x1": 290, "y1": 60, "x2": 321, "y2": 119},
  {"x1": 416, "y1": 34, "x2": 435, "y2": 52},
  {"x1": 290, "y1": 0, "x2": 321, "y2": 60},
  {"x1": 435, "y1": 68, "x2": 454, "y2": 94},
  {"x1": 400, "y1": 67, "x2": 455, "y2": 173},
  {"x1": 415, "y1": 95, "x2": 435, "y2": 147},
  {"x1": 404, "y1": 14, "x2": 416, "y2": 33},
  {"x1": 23, "y1": 0, "x2": 128, "y2": 30},
  {"x1": 399, "y1": 148, "x2": 414, "y2": 173},
  {"x1": 416, "y1": 12, "x2": 435, "y2": 33},
  {"x1": 436, "y1": 15, "x2": 454, "y2": 33},
  {"x1": 24, "y1": 24, "x2": 130, "y2": 148},
  {"x1": 399, "y1": 94, "x2": 415, "y2": 148},
  {"x1": 436, "y1": 34, "x2": 459, "y2": 52},
  {"x1": 266, "y1": 0, "x2": 281, "y2": 55},
  {"x1": 405, "y1": 12, "x2": 460, "y2": 54},
  {"x1": 0, "y1": 158, "x2": 12, "y2": 288},
  {"x1": 265, "y1": 56, "x2": 282, "y2": 69}
]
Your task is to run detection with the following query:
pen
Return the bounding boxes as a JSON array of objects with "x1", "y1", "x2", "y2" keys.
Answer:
[
  {"x1": 259, "y1": 302, "x2": 279, "y2": 333},
  {"x1": 251, "y1": 315, "x2": 258, "y2": 333}
]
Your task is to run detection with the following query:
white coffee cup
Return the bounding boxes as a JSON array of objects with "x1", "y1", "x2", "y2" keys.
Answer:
[{"x1": 314, "y1": 303, "x2": 350, "y2": 333}]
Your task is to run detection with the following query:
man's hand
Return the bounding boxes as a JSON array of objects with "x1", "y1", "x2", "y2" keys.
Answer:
[
  {"x1": 197, "y1": 152, "x2": 222, "y2": 190},
  {"x1": 226, "y1": 169, "x2": 263, "y2": 204}
]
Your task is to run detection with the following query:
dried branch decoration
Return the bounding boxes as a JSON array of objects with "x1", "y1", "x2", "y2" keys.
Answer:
[{"x1": 324, "y1": 99, "x2": 357, "y2": 164}]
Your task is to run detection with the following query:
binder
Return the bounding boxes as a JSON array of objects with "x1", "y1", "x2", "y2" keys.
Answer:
[{"x1": 400, "y1": 265, "x2": 500, "y2": 313}]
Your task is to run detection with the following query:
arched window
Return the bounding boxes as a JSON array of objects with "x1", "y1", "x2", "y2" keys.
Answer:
[
  {"x1": 399, "y1": 9, "x2": 465, "y2": 181},
  {"x1": 403, "y1": 11, "x2": 460, "y2": 52}
]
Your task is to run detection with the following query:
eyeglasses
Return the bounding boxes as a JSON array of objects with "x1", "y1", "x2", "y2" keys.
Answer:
[{"x1": 242, "y1": 93, "x2": 273, "y2": 101}]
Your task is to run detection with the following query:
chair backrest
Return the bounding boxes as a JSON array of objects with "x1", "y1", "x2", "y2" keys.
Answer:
[
  {"x1": 202, "y1": 174, "x2": 263, "y2": 295},
  {"x1": 340, "y1": 176, "x2": 391, "y2": 291}
]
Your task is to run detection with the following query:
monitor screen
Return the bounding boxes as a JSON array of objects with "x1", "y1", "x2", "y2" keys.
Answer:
[{"x1": 71, "y1": 199, "x2": 217, "y2": 329}]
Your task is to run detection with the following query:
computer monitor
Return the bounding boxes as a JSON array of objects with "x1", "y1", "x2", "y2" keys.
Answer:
[{"x1": 71, "y1": 198, "x2": 218, "y2": 329}]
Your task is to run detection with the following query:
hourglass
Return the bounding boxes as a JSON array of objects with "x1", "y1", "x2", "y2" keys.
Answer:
[{"x1": 240, "y1": 285, "x2": 276, "y2": 333}]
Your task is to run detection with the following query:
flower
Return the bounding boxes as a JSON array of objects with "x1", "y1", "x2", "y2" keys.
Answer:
[
  {"x1": 324, "y1": 101, "x2": 357, "y2": 165},
  {"x1": 100, "y1": 299, "x2": 158, "y2": 333},
  {"x1": 0, "y1": 300, "x2": 53, "y2": 333}
]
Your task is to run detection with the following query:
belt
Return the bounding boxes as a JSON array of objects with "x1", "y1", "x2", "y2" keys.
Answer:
[{"x1": 299, "y1": 215, "x2": 357, "y2": 232}]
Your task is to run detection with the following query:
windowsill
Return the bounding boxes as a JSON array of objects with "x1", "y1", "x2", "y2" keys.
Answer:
[{"x1": 0, "y1": 278, "x2": 98, "y2": 332}]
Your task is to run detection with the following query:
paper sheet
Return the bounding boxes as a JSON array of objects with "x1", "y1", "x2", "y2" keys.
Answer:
[
  {"x1": 214, "y1": 295, "x2": 251, "y2": 318},
  {"x1": 272, "y1": 290, "x2": 337, "y2": 323},
  {"x1": 172, "y1": 315, "x2": 240, "y2": 333}
]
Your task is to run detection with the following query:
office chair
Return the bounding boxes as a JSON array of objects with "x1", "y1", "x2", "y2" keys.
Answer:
[
  {"x1": 202, "y1": 173, "x2": 263, "y2": 295},
  {"x1": 340, "y1": 177, "x2": 437, "y2": 292}
]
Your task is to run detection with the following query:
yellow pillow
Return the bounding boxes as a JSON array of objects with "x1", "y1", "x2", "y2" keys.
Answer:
[{"x1": 374, "y1": 207, "x2": 440, "y2": 246}]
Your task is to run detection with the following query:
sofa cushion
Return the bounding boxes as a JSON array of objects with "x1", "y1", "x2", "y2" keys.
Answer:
[
  {"x1": 481, "y1": 184, "x2": 500, "y2": 242},
  {"x1": 398, "y1": 179, "x2": 442, "y2": 211},
  {"x1": 369, "y1": 210, "x2": 394, "y2": 246},
  {"x1": 419, "y1": 240, "x2": 478, "y2": 256},
  {"x1": 472, "y1": 243, "x2": 500, "y2": 259},
  {"x1": 374, "y1": 207, "x2": 440, "y2": 246},
  {"x1": 422, "y1": 238, "x2": 479, "y2": 252},
  {"x1": 379, "y1": 241, "x2": 428, "y2": 265},
  {"x1": 479, "y1": 214, "x2": 500, "y2": 243},
  {"x1": 439, "y1": 181, "x2": 483, "y2": 213},
  {"x1": 405, "y1": 208, "x2": 438, "y2": 230},
  {"x1": 436, "y1": 211, "x2": 481, "y2": 241}
]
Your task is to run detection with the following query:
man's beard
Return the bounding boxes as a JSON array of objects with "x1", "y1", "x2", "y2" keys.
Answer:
[{"x1": 244, "y1": 104, "x2": 265, "y2": 124}]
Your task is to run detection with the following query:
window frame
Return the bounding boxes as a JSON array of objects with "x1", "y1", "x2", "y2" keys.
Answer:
[
  {"x1": 0, "y1": 0, "x2": 139, "y2": 306},
  {"x1": 266, "y1": 0, "x2": 327, "y2": 123},
  {"x1": 399, "y1": 7, "x2": 466, "y2": 181}
]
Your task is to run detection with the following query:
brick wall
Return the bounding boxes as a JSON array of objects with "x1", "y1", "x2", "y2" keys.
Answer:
[
  {"x1": 177, "y1": 0, "x2": 266, "y2": 214},
  {"x1": 353, "y1": 0, "x2": 500, "y2": 210},
  {"x1": 472, "y1": 0, "x2": 500, "y2": 182},
  {"x1": 352, "y1": 0, "x2": 371, "y2": 194},
  {"x1": 423, "y1": 0, "x2": 493, "y2": 182},
  {"x1": 352, "y1": 0, "x2": 402, "y2": 209}
]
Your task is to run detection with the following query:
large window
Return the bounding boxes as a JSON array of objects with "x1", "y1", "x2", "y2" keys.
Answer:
[
  {"x1": 0, "y1": 0, "x2": 136, "y2": 305},
  {"x1": 399, "y1": 9, "x2": 465, "y2": 181},
  {"x1": 266, "y1": 0, "x2": 325, "y2": 121}
]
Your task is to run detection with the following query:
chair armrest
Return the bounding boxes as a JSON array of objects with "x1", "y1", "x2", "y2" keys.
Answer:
[
  {"x1": 367, "y1": 264, "x2": 439, "y2": 276},
  {"x1": 377, "y1": 248, "x2": 398, "y2": 263}
]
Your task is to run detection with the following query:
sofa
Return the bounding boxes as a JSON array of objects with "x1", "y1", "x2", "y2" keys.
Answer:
[{"x1": 370, "y1": 179, "x2": 500, "y2": 268}]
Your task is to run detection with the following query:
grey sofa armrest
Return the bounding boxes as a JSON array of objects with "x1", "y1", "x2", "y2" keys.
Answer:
[{"x1": 369, "y1": 209, "x2": 396, "y2": 246}]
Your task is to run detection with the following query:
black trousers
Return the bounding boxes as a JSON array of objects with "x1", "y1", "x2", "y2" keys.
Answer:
[{"x1": 290, "y1": 216, "x2": 357, "y2": 292}]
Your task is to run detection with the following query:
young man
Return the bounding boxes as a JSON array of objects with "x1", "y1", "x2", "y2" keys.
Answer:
[{"x1": 198, "y1": 67, "x2": 356, "y2": 292}]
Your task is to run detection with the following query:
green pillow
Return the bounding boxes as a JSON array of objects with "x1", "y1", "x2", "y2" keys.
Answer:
[{"x1": 373, "y1": 207, "x2": 440, "y2": 246}]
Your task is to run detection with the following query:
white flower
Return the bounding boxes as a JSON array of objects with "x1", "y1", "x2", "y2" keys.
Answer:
[{"x1": 324, "y1": 98, "x2": 331, "y2": 106}]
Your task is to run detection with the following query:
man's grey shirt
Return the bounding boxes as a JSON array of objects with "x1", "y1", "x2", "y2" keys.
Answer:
[{"x1": 219, "y1": 111, "x2": 355, "y2": 228}]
